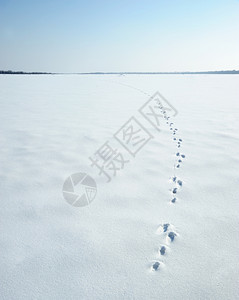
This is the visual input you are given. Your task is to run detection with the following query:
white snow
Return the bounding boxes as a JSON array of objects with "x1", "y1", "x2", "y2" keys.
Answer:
[{"x1": 0, "y1": 74, "x2": 238, "y2": 299}]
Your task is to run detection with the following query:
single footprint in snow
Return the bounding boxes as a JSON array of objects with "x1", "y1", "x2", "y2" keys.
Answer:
[
  {"x1": 181, "y1": 154, "x2": 185, "y2": 158},
  {"x1": 177, "y1": 180, "x2": 182, "y2": 186},
  {"x1": 160, "y1": 246, "x2": 166, "y2": 255},
  {"x1": 176, "y1": 152, "x2": 180, "y2": 156},
  {"x1": 172, "y1": 188, "x2": 177, "y2": 194},
  {"x1": 157, "y1": 223, "x2": 170, "y2": 234},
  {"x1": 168, "y1": 232, "x2": 177, "y2": 242},
  {"x1": 179, "y1": 138, "x2": 182, "y2": 142},
  {"x1": 178, "y1": 159, "x2": 182, "y2": 163},
  {"x1": 163, "y1": 223, "x2": 170, "y2": 232},
  {"x1": 152, "y1": 261, "x2": 160, "y2": 271},
  {"x1": 173, "y1": 138, "x2": 176, "y2": 141},
  {"x1": 176, "y1": 164, "x2": 180, "y2": 168},
  {"x1": 171, "y1": 197, "x2": 176, "y2": 203},
  {"x1": 172, "y1": 176, "x2": 177, "y2": 182}
]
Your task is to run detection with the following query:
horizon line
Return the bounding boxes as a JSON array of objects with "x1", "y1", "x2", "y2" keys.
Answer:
[{"x1": 1, "y1": 69, "x2": 239, "y2": 75}]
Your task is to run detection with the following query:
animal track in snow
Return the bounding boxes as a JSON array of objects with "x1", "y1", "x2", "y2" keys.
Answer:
[
  {"x1": 177, "y1": 180, "x2": 182, "y2": 186},
  {"x1": 153, "y1": 222, "x2": 178, "y2": 270},
  {"x1": 168, "y1": 232, "x2": 177, "y2": 242},
  {"x1": 156, "y1": 223, "x2": 171, "y2": 234},
  {"x1": 152, "y1": 261, "x2": 160, "y2": 271},
  {"x1": 152, "y1": 100, "x2": 186, "y2": 272},
  {"x1": 159, "y1": 246, "x2": 166, "y2": 255}
]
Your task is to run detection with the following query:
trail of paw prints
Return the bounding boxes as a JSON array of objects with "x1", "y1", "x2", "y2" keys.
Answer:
[
  {"x1": 150, "y1": 103, "x2": 185, "y2": 271},
  {"x1": 162, "y1": 109, "x2": 186, "y2": 204},
  {"x1": 170, "y1": 141, "x2": 186, "y2": 204},
  {"x1": 150, "y1": 223, "x2": 178, "y2": 271}
]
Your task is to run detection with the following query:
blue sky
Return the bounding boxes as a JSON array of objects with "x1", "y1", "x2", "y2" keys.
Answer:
[{"x1": 0, "y1": 0, "x2": 238, "y2": 72}]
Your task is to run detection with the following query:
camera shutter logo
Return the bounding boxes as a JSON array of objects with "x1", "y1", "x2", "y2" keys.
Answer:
[{"x1": 62, "y1": 173, "x2": 97, "y2": 207}]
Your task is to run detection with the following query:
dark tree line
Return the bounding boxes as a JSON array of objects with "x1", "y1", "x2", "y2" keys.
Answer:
[
  {"x1": 1, "y1": 70, "x2": 239, "y2": 75},
  {"x1": 0, "y1": 70, "x2": 52, "y2": 74}
]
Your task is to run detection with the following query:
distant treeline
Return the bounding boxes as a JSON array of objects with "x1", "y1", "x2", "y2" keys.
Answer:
[
  {"x1": 0, "y1": 70, "x2": 52, "y2": 74},
  {"x1": 79, "y1": 70, "x2": 239, "y2": 75},
  {"x1": 1, "y1": 70, "x2": 239, "y2": 75}
]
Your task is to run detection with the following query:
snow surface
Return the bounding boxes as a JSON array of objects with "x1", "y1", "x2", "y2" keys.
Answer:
[{"x1": 0, "y1": 74, "x2": 239, "y2": 299}]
